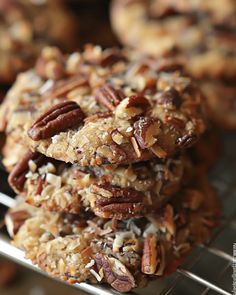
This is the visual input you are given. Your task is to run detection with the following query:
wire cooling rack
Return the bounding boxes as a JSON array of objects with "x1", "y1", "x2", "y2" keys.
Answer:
[{"x1": 0, "y1": 133, "x2": 235, "y2": 295}]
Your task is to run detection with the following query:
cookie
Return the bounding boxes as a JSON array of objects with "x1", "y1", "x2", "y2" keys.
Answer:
[
  {"x1": 200, "y1": 81, "x2": 236, "y2": 130},
  {"x1": 6, "y1": 173, "x2": 220, "y2": 293},
  {"x1": 147, "y1": 0, "x2": 236, "y2": 28},
  {"x1": 0, "y1": 46, "x2": 205, "y2": 166},
  {"x1": 111, "y1": 0, "x2": 236, "y2": 81},
  {"x1": 0, "y1": 0, "x2": 77, "y2": 84},
  {"x1": 1, "y1": 131, "x2": 27, "y2": 172},
  {"x1": 8, "y1": 150, "x2": 188, "y2": 219}
]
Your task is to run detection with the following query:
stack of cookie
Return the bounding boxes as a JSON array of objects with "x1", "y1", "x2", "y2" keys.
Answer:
[
  {"x1": 111, "y1": 0, "x2": 236, "y2": 130},
  {"x1": 1, "y1": 45, "x2": 221, "y2": 292}
]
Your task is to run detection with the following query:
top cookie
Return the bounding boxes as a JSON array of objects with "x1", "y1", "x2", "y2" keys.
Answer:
[{"x1": 0, "y1": 46, "x2": 206, "y2": 166}]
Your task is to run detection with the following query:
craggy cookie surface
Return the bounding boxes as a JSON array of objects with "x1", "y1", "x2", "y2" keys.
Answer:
[
  {"x1": 0, "y1": 46, "x2": 206, "y2": 166},
  {"x1": 8, "y1": 151, "x2": 188, "y2": 219}
]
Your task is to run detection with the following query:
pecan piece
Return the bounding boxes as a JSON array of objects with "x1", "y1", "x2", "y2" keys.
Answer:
[
  {"x1": 95, "y1": 254, "x2": 135, "y2": 292},
  {"x1": 95, "y1": 84, "x2": 125, "y2": 111},
  {"x1": 115, "y1": 95, "x2": 151, "y2": 119},
  {"x1": 163, "y1": 205, "x2": 176, "y2": 236},
  {"x1": 91, "y1": 184, "x2": 146, "y2": 219},
  {"x1": 126, "y1": 95, "x2": 151, "y2": 109},
  {"x1": 142, "y1": 234, "x2": 158, "y2": 274},
  {"x1": 5, "y1": 210, "x2": 30, "y2": 237},
  {"x1": 8, "y1": 151, "x2": 46, "y2": 192},
  {"x1": 142, "y1": 234, "x2": 165, "y2": 275},
  {"x1": 156, "y1": 88, "x2": 182, "y2": 109},
  {"x1": 35, "y1": 47, "x2": 65, "y2": 80},
  {"x1": 28, "y1": 101, "x2": 85, "y2": 140},
  {"x1": 134, "y1": 117, "x2": 161, "y2": 149},
  {"x1": 101, "y1": 49, "x2": 126, "y2": 67}
]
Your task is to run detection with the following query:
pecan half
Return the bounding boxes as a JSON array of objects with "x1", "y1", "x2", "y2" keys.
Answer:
[
  {"x1": 142, "y1": 234, "x2": 158, "y2": 274},
  {"x1": 134, "y1": 117, "x2": 161, "y2": 149},
  {"x1": 8, "y1": 151, "x2": 46, "y2": 192},
  {"x1": 91, "y1": 184, "x2": 146, "y2": 219},
  {"x1": 5, "y1": 210, "x2": 30, "y2": 237},
  {"x1": 95, "y1": 84, "x2": 125, "y2": 111},
  {"x1": 28, "y1": 101, "x2": 85, "y2": 140},
  {"x1": 95, "y1": 254, "x2": 135, "y2": 292}
]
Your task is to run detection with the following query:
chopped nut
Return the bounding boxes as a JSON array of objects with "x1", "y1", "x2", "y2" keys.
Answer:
[
  {"x1": 156, "y1": 88, "x2": 182, "y2": 109},
  {"x1": 5, "y1": 210, "x2": 30, "y2": 237},
  {"x1": 150, "y1": 144, "x2": 168, "y2": 158},
  {"x1": 95, "y1": 254, "x2": 135, "y2": 292},
  {"x1": 163, "y1": 205, "x2": 176, "y2": 236},
  {"x1": 131, "y1": 137, "x2": 141, "y2": 158},
  {"x1": 142, "y1": 234, "x2": 158, "y2": 274},
  {"x1": 8, "y1": 151, "x2": 47, "y2": 193},
  {"x1": 111, "y1": 129, "x2": 124, "y2": 145},
  {"x1": 134, "y1": 117, "x2": 161, "y2": 149},
  {"x1": 115, "y1": 95, "x2": 150, "y2": 119},
  {"x1": 95, "y1": 84, "x2": 125, "y2": 111}
]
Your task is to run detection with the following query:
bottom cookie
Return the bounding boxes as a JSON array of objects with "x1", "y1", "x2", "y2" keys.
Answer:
[{"x1": 5, "y1": 173, "x2": 221, "y2": 293}]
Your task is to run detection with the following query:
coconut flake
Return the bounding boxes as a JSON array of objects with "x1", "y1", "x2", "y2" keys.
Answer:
[
  {"x1": 39, "y1": 79, "x2": 54, "y2": 94},
  {"x1": 46, "y1": 173, "x2": 61, "y2": 188},
  {"x1": 90, "y1": 269, "x2": 102, "y2": 282},
  {"x1": 85, "y1": 259, "x2": 95, "y2": 269},
  {"x1": 113, "y1": 231, "x2": 134, "y2": 252}
]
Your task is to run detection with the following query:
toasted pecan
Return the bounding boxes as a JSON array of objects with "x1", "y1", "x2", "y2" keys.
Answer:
[
  {"x1": 8, "y1": 151, "x2": 46, "y2": 192},
  {"x1": 95, "y1": 254, "x2": 135, "y2": 292},
  {"x1": 28, "y1": 101, "x2": 85, "y2": 140}
]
